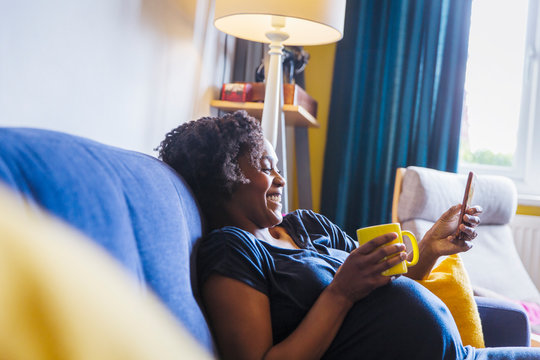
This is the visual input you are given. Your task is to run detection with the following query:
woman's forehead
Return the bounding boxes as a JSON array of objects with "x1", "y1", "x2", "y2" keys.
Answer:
[{"x1": 262, "y1": 140, "x2": 278, "y2": 163}]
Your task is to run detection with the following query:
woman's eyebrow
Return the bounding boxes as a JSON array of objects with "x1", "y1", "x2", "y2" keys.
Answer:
[{"x1": 261, "y1": 155, "x2": 278, "y2": 165}]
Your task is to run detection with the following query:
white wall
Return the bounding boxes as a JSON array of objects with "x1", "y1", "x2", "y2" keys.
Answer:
[{"x1": 0, "y1": 0, "x2": 233, "y2": 155}]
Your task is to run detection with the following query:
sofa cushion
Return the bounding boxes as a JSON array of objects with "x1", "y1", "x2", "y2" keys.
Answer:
[{"x1": 0, "y1": 128, "x2": 214, "y2": 352}]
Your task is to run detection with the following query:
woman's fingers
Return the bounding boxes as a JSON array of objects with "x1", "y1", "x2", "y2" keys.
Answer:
[
  {"x1": 355, "y1": 233, "x2": 407, "y2": 273},
  {"x1": 334, "y1": 233, "x2": 408, "y2": 302},
  {"x1": 463, "y1": 204, "x2": 482, "y2": 225},
  {"x1": 373, "y1": 250, "x2": 407, "y2": 273},
  {"x1": 466, "y1": 205, "x2": 483, "y2": 215},
  {"x1": 355, "y1": 232, "x2": 398, "y2": 255},
  {"x1": 458, "y1": 223, "x2": 478, "y2": 240},
  {"x1": 462, "y1": 214, "x2": 480, "y2": 226},
  {"x1": 451, "y1": 234, "x2": 474, "y2": 251},
  {"x1": 370, "y1": 242, "x2": 406, "y2": 262},
  {"x1": 457, "y1": 205, "x2": 482, "y2": 240}
]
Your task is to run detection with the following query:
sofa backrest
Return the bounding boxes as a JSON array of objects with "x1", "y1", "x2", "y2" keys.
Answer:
[{"x1": 0, "y1": 128, "x2": 214, "y2": 353}]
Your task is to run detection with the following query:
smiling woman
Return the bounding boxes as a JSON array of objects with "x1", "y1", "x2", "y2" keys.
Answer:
[
  {"x1": 156, "y1": 111, "x2": 540, "y2": 360},
  {"x1": 223, "y1": 140, "x2": 287, "y2": 237},
  {"x1": 156, "y1": 111, "x2": 265, "y2": 230}
]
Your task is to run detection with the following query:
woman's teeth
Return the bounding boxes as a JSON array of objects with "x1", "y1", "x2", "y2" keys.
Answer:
[{"x1": 267, "y1": 194, "x2": 281, "y2": 202}]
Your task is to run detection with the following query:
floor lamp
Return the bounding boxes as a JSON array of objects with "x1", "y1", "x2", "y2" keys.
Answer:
[{"x1": 214, "y1": 0, "x2": 346, "y2": 209}]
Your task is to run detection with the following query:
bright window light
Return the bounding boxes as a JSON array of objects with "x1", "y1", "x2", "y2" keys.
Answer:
[{"x1": 460, "y1": 0, "x2": 529, "y2": 167}]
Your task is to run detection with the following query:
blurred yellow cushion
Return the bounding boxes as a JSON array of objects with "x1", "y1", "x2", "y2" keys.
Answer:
[
  {"x1": 0, "y1": 185, "x2": 213, "y2": 360},
  {"x1": 418, "y1": 254, "x2": 485, "y2": 348}
]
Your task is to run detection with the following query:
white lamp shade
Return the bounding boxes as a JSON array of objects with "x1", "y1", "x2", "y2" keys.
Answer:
[{"x1": 214, "y1": 0, "x2": 346, "y2": 46}]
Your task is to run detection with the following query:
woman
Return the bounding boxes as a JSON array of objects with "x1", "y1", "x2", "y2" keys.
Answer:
[{"x1": 157, "y1": 111, "x2": 539, "y2": 360}]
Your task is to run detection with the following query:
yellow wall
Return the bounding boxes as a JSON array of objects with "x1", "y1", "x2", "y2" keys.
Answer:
[{"x1": 517, "y1": 205, "x2": 540, "y2": 216}]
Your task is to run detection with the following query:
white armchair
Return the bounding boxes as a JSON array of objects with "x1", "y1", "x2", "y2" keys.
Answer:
[{"x1": 392, "y1": 166, "x2": 540, "y2": 341}]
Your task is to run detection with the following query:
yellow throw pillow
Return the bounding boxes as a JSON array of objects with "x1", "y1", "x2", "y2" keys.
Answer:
[{"x1": 417, "y1": 254, "x2": 485, "y2": 348}]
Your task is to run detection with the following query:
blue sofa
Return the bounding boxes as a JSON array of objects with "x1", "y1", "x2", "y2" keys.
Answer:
[{"x1": 0, "y1": 127, "x2": 531, "y2": 355}]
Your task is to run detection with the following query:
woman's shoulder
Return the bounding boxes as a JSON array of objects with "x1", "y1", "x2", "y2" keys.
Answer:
[
  {"x1": 282, "y1": 209, "x2": 356, "y2": 252},
  {"x1": 280, "y1": 210, "x2": 331, "y2": 248},
  {"x1": 201, "y1": 226, "x2": 268, "y2": 258},
  {"x1": 283, "y1": 209, "x2": 322, "y2": 223},
  {"x1": 197, "y1": 227, "x2": 271, "y2": 295},
  {"x1": 283, "y1": 209, "x2": 336, "y2": 232},
  {"x1": 208, "y1": 225, "x2": 254, "y2": 241}
]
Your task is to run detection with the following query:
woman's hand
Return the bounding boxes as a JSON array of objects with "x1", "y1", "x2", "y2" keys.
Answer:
[
  {"x1": 423, "y1": 204, "x2": 483, "y2": 257},
  {"x1": 405, "y1": 204, "x2": 482, "y2": 280},
  {"x1": 327, "y1": 233, "x2": 407, "y2": 305}
]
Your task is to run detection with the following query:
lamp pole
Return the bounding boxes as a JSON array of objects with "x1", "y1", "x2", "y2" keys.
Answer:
[{"x1": 261, "y1": 16, "x2": 289, "y2": 148}]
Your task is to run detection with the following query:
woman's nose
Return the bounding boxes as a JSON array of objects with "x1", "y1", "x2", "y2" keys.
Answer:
[{"x1": 273, "y1": 170, "x2": 286, "y2": 187}]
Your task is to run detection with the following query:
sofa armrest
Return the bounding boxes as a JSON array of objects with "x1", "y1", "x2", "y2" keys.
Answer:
[{"x1": 475, "y1": 296, "x2": 530, "y2": 347}]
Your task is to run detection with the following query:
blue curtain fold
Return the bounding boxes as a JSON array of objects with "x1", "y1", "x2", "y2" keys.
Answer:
[{"x1": 321, "y1": 0, "x2": 472, "y2": 235}]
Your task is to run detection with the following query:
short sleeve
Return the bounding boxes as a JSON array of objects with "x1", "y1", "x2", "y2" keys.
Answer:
[
  {"x1": 196, "y1": 227, "x2": 270, "y2": 295},
  {"x1": 282, "y1": 210, "x2": 357, "y2": 252}
]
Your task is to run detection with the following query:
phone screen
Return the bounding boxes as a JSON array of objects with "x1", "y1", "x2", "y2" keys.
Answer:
[{"x1": 456, "y1": 171, "x2": 475, "y2": 240}]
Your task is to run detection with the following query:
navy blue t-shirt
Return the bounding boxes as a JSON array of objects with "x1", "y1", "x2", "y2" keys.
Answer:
[
  {"x1": 197, "y1": 209, "x2": 356, "y2": 344},
  {"x1": 197, "y1": 210, "x2": 470, "y2": 359}
]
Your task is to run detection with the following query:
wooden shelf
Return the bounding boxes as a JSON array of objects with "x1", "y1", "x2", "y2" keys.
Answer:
[{"x1": 210, "y1": 100, "x2": 319, "y2": 128}]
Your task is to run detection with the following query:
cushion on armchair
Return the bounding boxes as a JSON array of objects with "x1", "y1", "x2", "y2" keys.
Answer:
[
  {"x1": 398, "y1": 166, "x2": 540, "y2": 306},
  {"x1": 417, "y1": 254, "x2": 484, "y2": 348},
  {"x1": 398, "y1": 166, "x2": 517, "y2": 225}
]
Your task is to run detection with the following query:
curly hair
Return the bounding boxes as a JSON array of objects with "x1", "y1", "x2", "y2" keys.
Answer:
[{"x1": 156, "y1": 110, "x2": 265, "y2": 227}]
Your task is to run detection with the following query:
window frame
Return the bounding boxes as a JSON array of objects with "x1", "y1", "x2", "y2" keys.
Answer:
[{"x1": 458, "y1": 0, "x2": 540, "y2": 205}]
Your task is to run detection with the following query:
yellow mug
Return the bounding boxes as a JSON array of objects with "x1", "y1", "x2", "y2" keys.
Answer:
[{"x1": 356, "y1": 223, "x2": 419, "y2": 276}]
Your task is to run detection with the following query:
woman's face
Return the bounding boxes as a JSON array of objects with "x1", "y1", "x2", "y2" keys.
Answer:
[{"x1": 227, "y1": 139, "x2": 286, "y2": 231}]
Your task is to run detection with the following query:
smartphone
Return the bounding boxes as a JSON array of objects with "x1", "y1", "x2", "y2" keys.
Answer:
[{"x1": 456, "y1": 171, "x2": 476, "y2": 240}]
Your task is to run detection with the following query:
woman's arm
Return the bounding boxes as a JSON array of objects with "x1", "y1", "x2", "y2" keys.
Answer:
[
  {"x1": 203, "y1": 275, "x2": 351, "y2": 360},
  {"x1": 202, "y1": 233, "x2": 407, "y2": 360},
  {"x1": 405, "y1": 205, "x2": 482, "y2": 280}
]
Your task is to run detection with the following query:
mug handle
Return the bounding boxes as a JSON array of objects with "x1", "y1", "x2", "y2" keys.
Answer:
[{"x1": 402, "y1": 230, "x2": 419, "y2": 267}]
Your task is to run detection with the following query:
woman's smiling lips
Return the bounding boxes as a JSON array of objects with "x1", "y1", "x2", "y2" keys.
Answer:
[{"x1": 266, "y1": 194, "x2": 282, "y2": 204}]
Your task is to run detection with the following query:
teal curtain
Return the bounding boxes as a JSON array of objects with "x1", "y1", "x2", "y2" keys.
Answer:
[{"x1": 321, "y1": 0, "x2": 472, "y2": 235}]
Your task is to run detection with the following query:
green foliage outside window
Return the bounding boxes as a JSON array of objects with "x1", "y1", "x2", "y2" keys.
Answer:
[{"x1": 459, "y1": 143, "x2": 513, "y2": 167}]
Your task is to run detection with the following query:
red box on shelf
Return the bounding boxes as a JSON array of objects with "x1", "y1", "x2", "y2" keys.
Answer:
[
  {"x1": 249, "y1": 82, "x2": 318, "y2": 118},
  {"x1": 220, "y1": 83, "x2": 253, "y2": 102},
  {"x1": 218, "y1": 82, "x2": 318, "y2": 119}
]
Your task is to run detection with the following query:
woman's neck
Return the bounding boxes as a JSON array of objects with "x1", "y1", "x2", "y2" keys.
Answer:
[
  {"x1": 258, "y1": 227, "x2": 300, "y2": 250},
  {"x1": 210, "y1": 208, "x2": 257, "y2": 235},
  {"x1": 212, "y1": 203, "x2": 299, "y2": 250}
]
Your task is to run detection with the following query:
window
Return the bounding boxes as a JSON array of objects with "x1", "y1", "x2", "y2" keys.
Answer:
[{"x1": 458, "y1": 0, "x2": 540, "y2": 203}]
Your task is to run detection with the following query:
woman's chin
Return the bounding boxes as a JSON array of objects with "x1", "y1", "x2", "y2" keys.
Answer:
[{"x1": 268, "y1": 210, "x2": 283, "y2": 226}]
